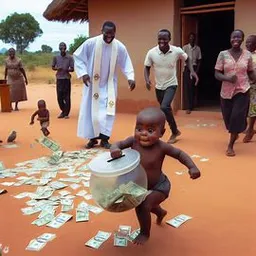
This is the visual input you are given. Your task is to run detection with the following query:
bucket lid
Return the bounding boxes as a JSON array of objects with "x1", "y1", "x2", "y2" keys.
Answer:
[{"x1": 88, "y1": 148, "x2": 140, "y2": 177}]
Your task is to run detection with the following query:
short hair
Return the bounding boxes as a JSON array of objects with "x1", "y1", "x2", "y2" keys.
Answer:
[
  {"x1": 247, "y1": 35, "x2": 256, "y2": 43},
  {"x1": 59, "y1": 42, "x2": 66, "y2": 47},
  {"x1": 232, "y1": 29, "x2": 245, "y2": 39},
  {"x1": 189, "y1": 32, "x2": 196, "y2": 38},
  {"x1": 38, "y1": 99, "x2": 46, "y2": 106},
  {"x1": 158, "y1": 29, "x2": 171, "y2": 39},
  {"x1": 102, "y1": 21, "x2": 116, "y2": 32},
  {"x1": 137, "y1": 107, "x2": 166, "y2": 131},
  {"x1": 8, "y1": 48, "x2": 15, "y2": 52}
]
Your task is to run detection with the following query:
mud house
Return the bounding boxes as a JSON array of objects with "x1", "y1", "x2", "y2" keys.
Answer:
[{"x1": 44, "y1": 0, "x2": 255, "y2": 113}]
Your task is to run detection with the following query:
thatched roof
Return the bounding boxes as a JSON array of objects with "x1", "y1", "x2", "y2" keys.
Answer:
[{"x1": 43, "y1": 0, "x2": 88, "y2": 22}]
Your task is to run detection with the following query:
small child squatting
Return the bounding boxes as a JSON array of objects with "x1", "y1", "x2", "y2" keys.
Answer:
[
  {"x1": 30, "y1": 100, "x2": 50, "y2": 136},
  {"x1": 110, "y1": 107, "x2": 201, "y2": 245}
]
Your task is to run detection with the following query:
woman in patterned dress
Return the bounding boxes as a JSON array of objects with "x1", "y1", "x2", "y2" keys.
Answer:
[
  {"x1": 215, "y1": 30, "x2": 256, "y2": 157},
  {"x1": 4, "y1": 48, "x2": 28, "y2": 111},
  {"x1": 243, "y1": 35, "x2": 256, "y2": 143}
]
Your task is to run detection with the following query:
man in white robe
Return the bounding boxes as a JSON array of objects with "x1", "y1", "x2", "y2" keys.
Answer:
[{"x1": 74, "y1": 21, "x2": 135, "y2": 149}]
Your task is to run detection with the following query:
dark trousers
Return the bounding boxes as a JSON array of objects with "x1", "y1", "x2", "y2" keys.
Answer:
[
  {"x1": 183, "y1": 66, "x2": 197, "y2": 110},
  {"x1": 56, "y1": 79, "x2": 71, "y2": 116},
  {"x1": 221, "y1": 91, "x2": 250, "y2": 133},
  {"x1": 155, "y1": 86, "x2": 178, "y2": 135}
]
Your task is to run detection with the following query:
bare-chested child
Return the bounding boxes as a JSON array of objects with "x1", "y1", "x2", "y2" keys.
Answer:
[
  {"x1": 110, "y1": 107, "x2": 201, "y2": 245},
  {"x1": 30, "y1": 100, "x2": 50, "y2": 136}
]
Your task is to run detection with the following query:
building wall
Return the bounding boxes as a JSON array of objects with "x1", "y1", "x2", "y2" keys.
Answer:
[
  {"x1": 88, "y1": 0, "x2": 178, "y2": 113},
  {"x1": 235, "y1": 0, "x2": 255, "y2": 39}
]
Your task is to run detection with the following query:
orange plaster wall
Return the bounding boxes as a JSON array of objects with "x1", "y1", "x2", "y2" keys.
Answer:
[
  {"x1": 235, "y1": 0, "x2": 256, "y2": 39},
  {"x1": 88, "y1": 0, "x2": 176, "y2": 113}
]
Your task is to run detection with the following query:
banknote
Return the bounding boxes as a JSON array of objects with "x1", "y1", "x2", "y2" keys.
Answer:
[
  {"x1": 69, "y1": 183, "x2": 81, "y2": 190},
  {"x1": 114, "y1": 234, "x2": 127, "y2": 247},
  {"x1": 84, "y1": 194, "x2": 92, "y2": 200},
  {"x1": 166, "y1": 214, "x2": 192, "y2": 228},
  {"x1": 26, "y1": 239, "x2": 46, "y2": 251},
  {"x1": 36, "y1": 233, "x2": 56, "y2": 243},
  {"x1": 76, "y1": 190, "x2": 88, "y2": 197},
  {"x1": 46, "y1": 213, "x2": 72, "y2": 229},
  {"x1": 1, "y1": 181, "x2": 15, "y2": 186},
  {"x1": 61, "y1": 204, "x2": 74, "y2": 212},
  {"x1": 0, "y1": 161, "x2": 5, "y2": 171},
  {"x1": 37, "y1": 137, "x2": 61, "y2": 152},
  {"x1": 50, "y1": 181, "x2": 68, "y2": 190},
  {"x1": 87, "y1": 205, "x2": 104, "y2": 214},
  {"x1": 60, "y1": 198, "x2": 73, "y2": 206},
  {"x1": 32, "y1": 213, "x2": 54, "y2": 226},
  {"x1": 127, "y1": 229, "x2": 140, "y2": 242},
  {"x1": 76, "y1": 209, "x2": 89, "y2": 222}
]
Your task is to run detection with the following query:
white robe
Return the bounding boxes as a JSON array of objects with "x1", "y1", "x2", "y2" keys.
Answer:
[{"x1": 74, "y1": 36, "x2": 135, "y2": 139}]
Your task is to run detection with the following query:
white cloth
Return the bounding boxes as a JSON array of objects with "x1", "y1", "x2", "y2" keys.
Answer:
[{"x1": 74, "y1": 35, "x2": 135, "y2": 139}]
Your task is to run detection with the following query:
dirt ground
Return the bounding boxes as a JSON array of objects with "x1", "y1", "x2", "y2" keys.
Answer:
[{"x1": 0, "y1": 84, "x2": 256, "y2": 256}]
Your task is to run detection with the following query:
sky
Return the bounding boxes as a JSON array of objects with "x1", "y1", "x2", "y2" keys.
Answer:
[{"x1": 0, "y1": 0, "x2": 89, "y2": 52}]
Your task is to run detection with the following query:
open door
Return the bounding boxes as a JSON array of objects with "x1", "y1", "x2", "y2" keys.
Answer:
[{"x1": 181, "y1": 15, "x2": 198, "y2": 109}]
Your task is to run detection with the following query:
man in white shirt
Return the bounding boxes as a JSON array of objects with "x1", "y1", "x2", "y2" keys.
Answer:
[
  {"x1": 183, "y1": 32, "x2": 202, "y2": 114},
  {"x1": 144, "y1": 29, "x2": 198, "y2": 144},
  {"x1": 74, "y1": 21, "x2": 135, "y2": 149}
]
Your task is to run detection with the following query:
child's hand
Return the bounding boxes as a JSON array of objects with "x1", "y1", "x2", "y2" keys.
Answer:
[
  {"x1": 30, "y1": 121, "x2": 34, "y2": 125},
  {"x1": 110, "y1": 147, "x2": 122, "y2": 159},
  {"x1": 188, "y1": 167, "x2": 201, "y2": 179}
]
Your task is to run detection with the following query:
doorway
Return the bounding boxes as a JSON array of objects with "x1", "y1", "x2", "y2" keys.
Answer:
[{"x1": 180, "y1": 3, "x2": 235, "y2": 111}]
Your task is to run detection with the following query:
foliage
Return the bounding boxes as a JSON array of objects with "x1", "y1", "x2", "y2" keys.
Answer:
[
  {"x1": 0, "y1": 52, "x2": 54, "y2": 67},
  {"x1": 69, "y1": 35, "x2": 88, "y2": 54},
  {"x1": 41, "y1": 44, "x2": 53, "y2": 53},
  {"x1": 0, "y1": 13, "x2": 43, "y2": 54}
]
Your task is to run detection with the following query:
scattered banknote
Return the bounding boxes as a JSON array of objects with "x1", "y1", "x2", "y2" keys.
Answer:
[
  {"x1": 47, "y1": 213, "x2": 72, "y2": 229},
  {"x1": 114, "y1": 225, "x2": 131, "y2": 247},
  {"x1": 61, "y1": 198, "x2": 73, "y2": 206},
  {"x1": 50, "y1": 181, "x2": 68, "y2": 190},
  {"x1": 26, "y1": 239, "x2": 46, "y2": 251},
  {"x1": 166, "y1": 214, "x2": 192, "y2": 228},
  {"x1": 200, "y1": 158, "x2": 209, "y2": 162},
  {"x1": 26, "y1": 233, "x2": 56, "y2": 251},
  {"x1": 127, "y1": 229, "x2": 140, "y2": 242},
  {"x1": 14, "y1": 192, "x2": 31, "y2": 199},
  {"x1": 1, "y1": 181, "x2": 15, "y2": 186},
  {"x1": 77, "y1": 201, "x2": 89, "y2": 211},
  {"x1": 76, "y1": 208, "x2": 89, "y2": 222},
  {"x1": 0, "y1": 161, "x2": 5, "y2": 171},
  {"x1": 82, "y1": 181, "x2": 90, "y2": 187},
  {"x1": 84, "y1": 194, "x2": 92, "y2": 200},
  {"x1": 61, "y1": 204, "x2": 74, "y2": 212},
  {"x1": 2, "y1": 144, "x2": 19, "y2": 149},
  {"x1": 76, "y1": 190, "x2": 88, "y2": 197},
  {"x1": 69, "y1": 184, "x2": 81, "y2": 190},
  {"x1": 32, "y1": 213, "x2": 54, "y2": 226},
  {"x1": 58, "y1": 190, "x2": 71, "y2": 197},
  {"x1": 0, "y1": 189, "x2": 7, "y2": 195},
  {"x1": 114, "y1": 234, "x2": 127, "y2": 247},
  {"x1": 36, "y1": 136, "x2": 61, "y2": 152},
  {"x1": 37, "y1": 233, "x2": 56, "y2": 243},
  {"x1": 87, "y1": 205, "x2": 104, "y2": 214},
  {"x1": 191, "y1": 154, "x2": 201, "y2": 158},
  {"x1": 85, "y1": 231, "x2": 111, "y2": 249},
  {"x1": 22, "y1": 207, "x2": 42, "y2": 215}
]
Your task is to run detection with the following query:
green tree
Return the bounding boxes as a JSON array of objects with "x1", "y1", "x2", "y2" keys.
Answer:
[
  {"x1": 69, "y1": 35, "x2": 88, "y2": 54},
  {"x1": 0, "y1": 13, "x2": 43, "y2": 54},
  {"x1": 41, "y1": 44, "x2": 53, "y2": 53}
]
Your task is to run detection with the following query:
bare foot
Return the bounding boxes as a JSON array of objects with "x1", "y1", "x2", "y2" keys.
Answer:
[
  {"x1": 243, "y1": 131, "x2": 255, "y2": 143},
  {"x1": 167, "y1": 130, "x2": 181, "y2": 144},
  {"x1": 133, "y1": 233, "x2": 149, "y2": 245},
  {"x1": 226, "y1": 147, "x2": 235, "y2": 157},
  {"x1": 14, "y1": 108, "x2": 19, "y2": 111},
  {"x1": 156, "y1": 209, "x2": 167, "y2": 225}
]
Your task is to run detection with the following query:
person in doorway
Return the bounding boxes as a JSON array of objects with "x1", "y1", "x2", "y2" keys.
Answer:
[
  {"x1": 215, "y1": 29, "x2": 256, "y2": 157},
  {"x1": 52, "y1": 42, "x2": 74, "y2": 119},
  {"x1": 110, "y1": 107, "x2": 201, "y2": 245},
  {"x1": 4, "y1": 48, "x2": 28, "y2": 111},
  {"x1": 144, "y1": 29, "x2": 198, "y2": 144},
  {"x1": 243, "y1": 35, "x2": 256, "y2": 143},
  {"x1": 73, "y1": 21, "x2": 135, "y2": 149},
  {"x1": 183, "y1": 32, "x2": 202, "y2": 114}
]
